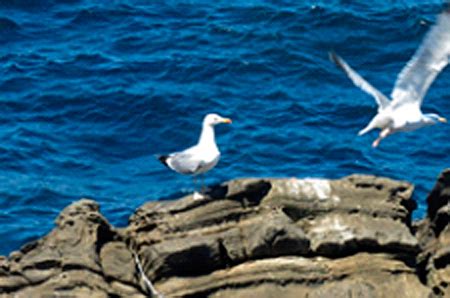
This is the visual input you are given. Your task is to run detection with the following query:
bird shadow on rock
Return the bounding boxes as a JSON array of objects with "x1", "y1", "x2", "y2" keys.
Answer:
[
  {"x1": 205, "y1": 180, "x2": 272, "y2": 207},
  {"x1": 154, "y1": 179, "x2": 272, "y2": 211}
]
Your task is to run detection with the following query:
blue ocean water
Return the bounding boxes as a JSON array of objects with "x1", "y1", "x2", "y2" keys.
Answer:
[{"x1": 0, "y1": 0, "x2": 449, "y2": 255}]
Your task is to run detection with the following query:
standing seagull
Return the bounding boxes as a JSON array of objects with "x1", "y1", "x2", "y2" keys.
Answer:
[
  {"x1": 158, "y1": 113, "x2": 232, "y2": 199},
  {"x1": 330, "y1": 10, "x2": 450, "y2": 148}
]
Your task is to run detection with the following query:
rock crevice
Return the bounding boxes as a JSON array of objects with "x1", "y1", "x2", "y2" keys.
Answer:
[{"x1": 1, "y1": 172, "x2": 449, "y2": 297}]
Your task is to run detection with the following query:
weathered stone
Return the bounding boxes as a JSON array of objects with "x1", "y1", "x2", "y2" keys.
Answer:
[
  {"x1": 156, "y1": 254, "x2": 430, "y2": 298},
  {"x1": 426, "y1": 169, "x2": 450, "y2": 220},
  {"x1": 100, "y1": 241, "x2": 137, "y2": 284},
  {"x1": 244, "y1": 210, "x2": 310, "y2": 258},
  {"x1": 418, "y1": 222, "x2": 450, "y2": 297},
  {"x1": 2, "y1": 173, "x2": 445, "y2": 297},
  {"x1": 263, "y1": 175, "x2": 414, "y2": 224},
  {"x1": 10, "y1": 199, "x2": 112, "y2": 275},
  {"x1": 141, "y1": 235, "x2": 223, "y2": 281},
  {"x1": 303, "y1": 213, "x2": 418, "y2": 256},
  {"x1": 12, "y1": 270, "x2": 112, "y2": 298},
  {"x1": 127, "y1": 175, "x2": 418, "y2": 280},
  {"x1": 0, "y1": 200, "x2": 145, "y2": 297},
  {"x1": 416, "y1": 169, "x2": 450, "y2": 297},
  {"x1": 0, "y1": 274, "x2": 28, "y2": 293}
]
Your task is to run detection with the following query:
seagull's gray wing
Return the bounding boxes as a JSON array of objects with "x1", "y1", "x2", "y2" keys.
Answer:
[
  {"x1": 167, "y1": 150, "x2": 202, "y2": 175},
  {"x1": 391, "y1": 11, "x2": 450, "y2": 108},
  {"x1": 330, "y1": 51, "x2": 390, "y2": 111}
]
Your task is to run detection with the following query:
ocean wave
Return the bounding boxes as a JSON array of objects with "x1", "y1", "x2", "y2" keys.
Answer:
[
  {"x1": 0, "y1": 0, "x2": 54, "y2": 10},
  {"x1": 0, "y1": 1, "x2": 447, "y2": 256},
  {"x1": 0, "y1": 17, "x2": 20, "y2": 31}
]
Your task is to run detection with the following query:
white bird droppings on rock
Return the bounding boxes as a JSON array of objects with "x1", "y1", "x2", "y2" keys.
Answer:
[{"x1": 288, "y1": 178, "x2": 333, "y2": 201}]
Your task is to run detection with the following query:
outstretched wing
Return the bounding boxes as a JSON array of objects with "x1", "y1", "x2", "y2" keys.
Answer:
[
  {"x1": 329, "y1": 51, "x2": 390, "y2": 111},
  {"x1": 391, "y1": 11, "x2": 450, "y2": 108}
]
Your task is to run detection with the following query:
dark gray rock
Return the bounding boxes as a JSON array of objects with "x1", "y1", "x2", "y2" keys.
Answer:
[
  {"x1": 156, "y1": 253, "x2": 430, "y2": 298},
  {"x1": 3, "y1": 172, "x2": 447, "y2": 297},
  {"x1": 426, "y1": 169, "x2": 450, "y2": 221},
  {"x1": 125, "y1": 174, "x2": 428, "y2": 297},
  {"x1": 0, "y1": 199, "x2": 145, "y2": 297},
  {"x1": 416, "y1": 169, "x2": 450, "y2": 297},
  {"x1": 244, "y1": 210, "x2": 310, "y2": 258}
]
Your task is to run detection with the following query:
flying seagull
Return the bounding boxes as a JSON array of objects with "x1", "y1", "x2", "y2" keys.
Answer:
[
  {"x1": 330, "y1": 10, "x2": 450, "y2": 147},
  {"x1": 158, "y1": 113, "x2": 232, "y2": 199}
]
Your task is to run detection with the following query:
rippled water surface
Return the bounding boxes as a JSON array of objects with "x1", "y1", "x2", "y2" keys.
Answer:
[{"x1": 0, "y1": 0, "x2": 449, "y2": 255}]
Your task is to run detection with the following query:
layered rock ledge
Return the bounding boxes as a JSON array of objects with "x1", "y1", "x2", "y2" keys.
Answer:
[{"x1": 1, "y1": 171, "x2": 449, "y2": 297}]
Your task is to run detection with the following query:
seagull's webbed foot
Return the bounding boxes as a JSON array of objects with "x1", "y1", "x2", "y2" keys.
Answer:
[
  {"x1": 372, "y1": 138, "x2": 381, "y2": 148},
  {"x1": 193, "y1": 191, "x2": 205, "y2": 200}
]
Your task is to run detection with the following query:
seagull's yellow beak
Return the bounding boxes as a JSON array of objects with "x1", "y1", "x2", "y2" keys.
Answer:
[
  {"x1": 222, "y1": 118, "x2": 232, "y2": 124},
  {"x1": 438, "y1": 117, "x2": 447, "y2": 123}
]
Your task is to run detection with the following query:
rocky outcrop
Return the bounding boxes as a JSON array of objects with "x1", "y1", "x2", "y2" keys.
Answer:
[
  {"x1": 416, "y1": 169, "x2": 450, "y2": 297},
  {"x1": 0, "y1": 200, "x2": 146, "y2": 297},
  {"x1": 1, "y1": 172, "x2": 450, "y2": 297},
  {"x1": 154, "y1": 254, "x2": 424, "y2": 298},
  {"x1": 125, "y1": 175, "x2": 428, "y2": 297}
]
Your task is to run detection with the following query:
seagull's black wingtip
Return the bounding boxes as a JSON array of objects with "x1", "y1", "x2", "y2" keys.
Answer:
[
  {"x1": 328, "y1": 51, "x2": 348, "y2": 73},
  {"x1": 328, "y1": 51, "x2": 339, "y2": 64},
  {"x1": 156, "y1": 155, "x2": 170, "y2": 168},
  {"x1": 328, "y1": 50, "x2": 335, "y2": 59},
  {"x1": 442, "y1": 1, "x2": 450, "y2": 13}
]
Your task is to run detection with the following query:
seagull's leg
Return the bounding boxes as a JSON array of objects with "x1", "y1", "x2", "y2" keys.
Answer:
[
  {"x1": 193, "y1": 176, "x2": 202, "y2": 199},
  {"x1": 192, "y1": 175, "x2": 206, "y2": 200},
  {"x1": 201, "y1": 174, "x2": 205, "y2": 195},
  {"x1": 193, "y1": 176, "x2": 198, "y2": 193},
  {"x1": 380, "y1": 128, "x2": 391, "y2": 139},
  {"x1": 372, "y1": 128, "x2": 390, "y2": 148}
]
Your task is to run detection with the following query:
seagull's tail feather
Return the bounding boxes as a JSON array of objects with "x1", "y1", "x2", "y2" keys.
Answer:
[{"x1": 156, "y1": 155, "x2": 170, "y2": 168}]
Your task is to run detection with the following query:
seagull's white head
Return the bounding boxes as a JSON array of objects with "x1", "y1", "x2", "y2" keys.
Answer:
[
  {"x1": 423, "y1": 113, "x2": 447, "y2": 125},
  {"x1": 203, "y1": 113, "x2": 232, "y2": 126}
]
